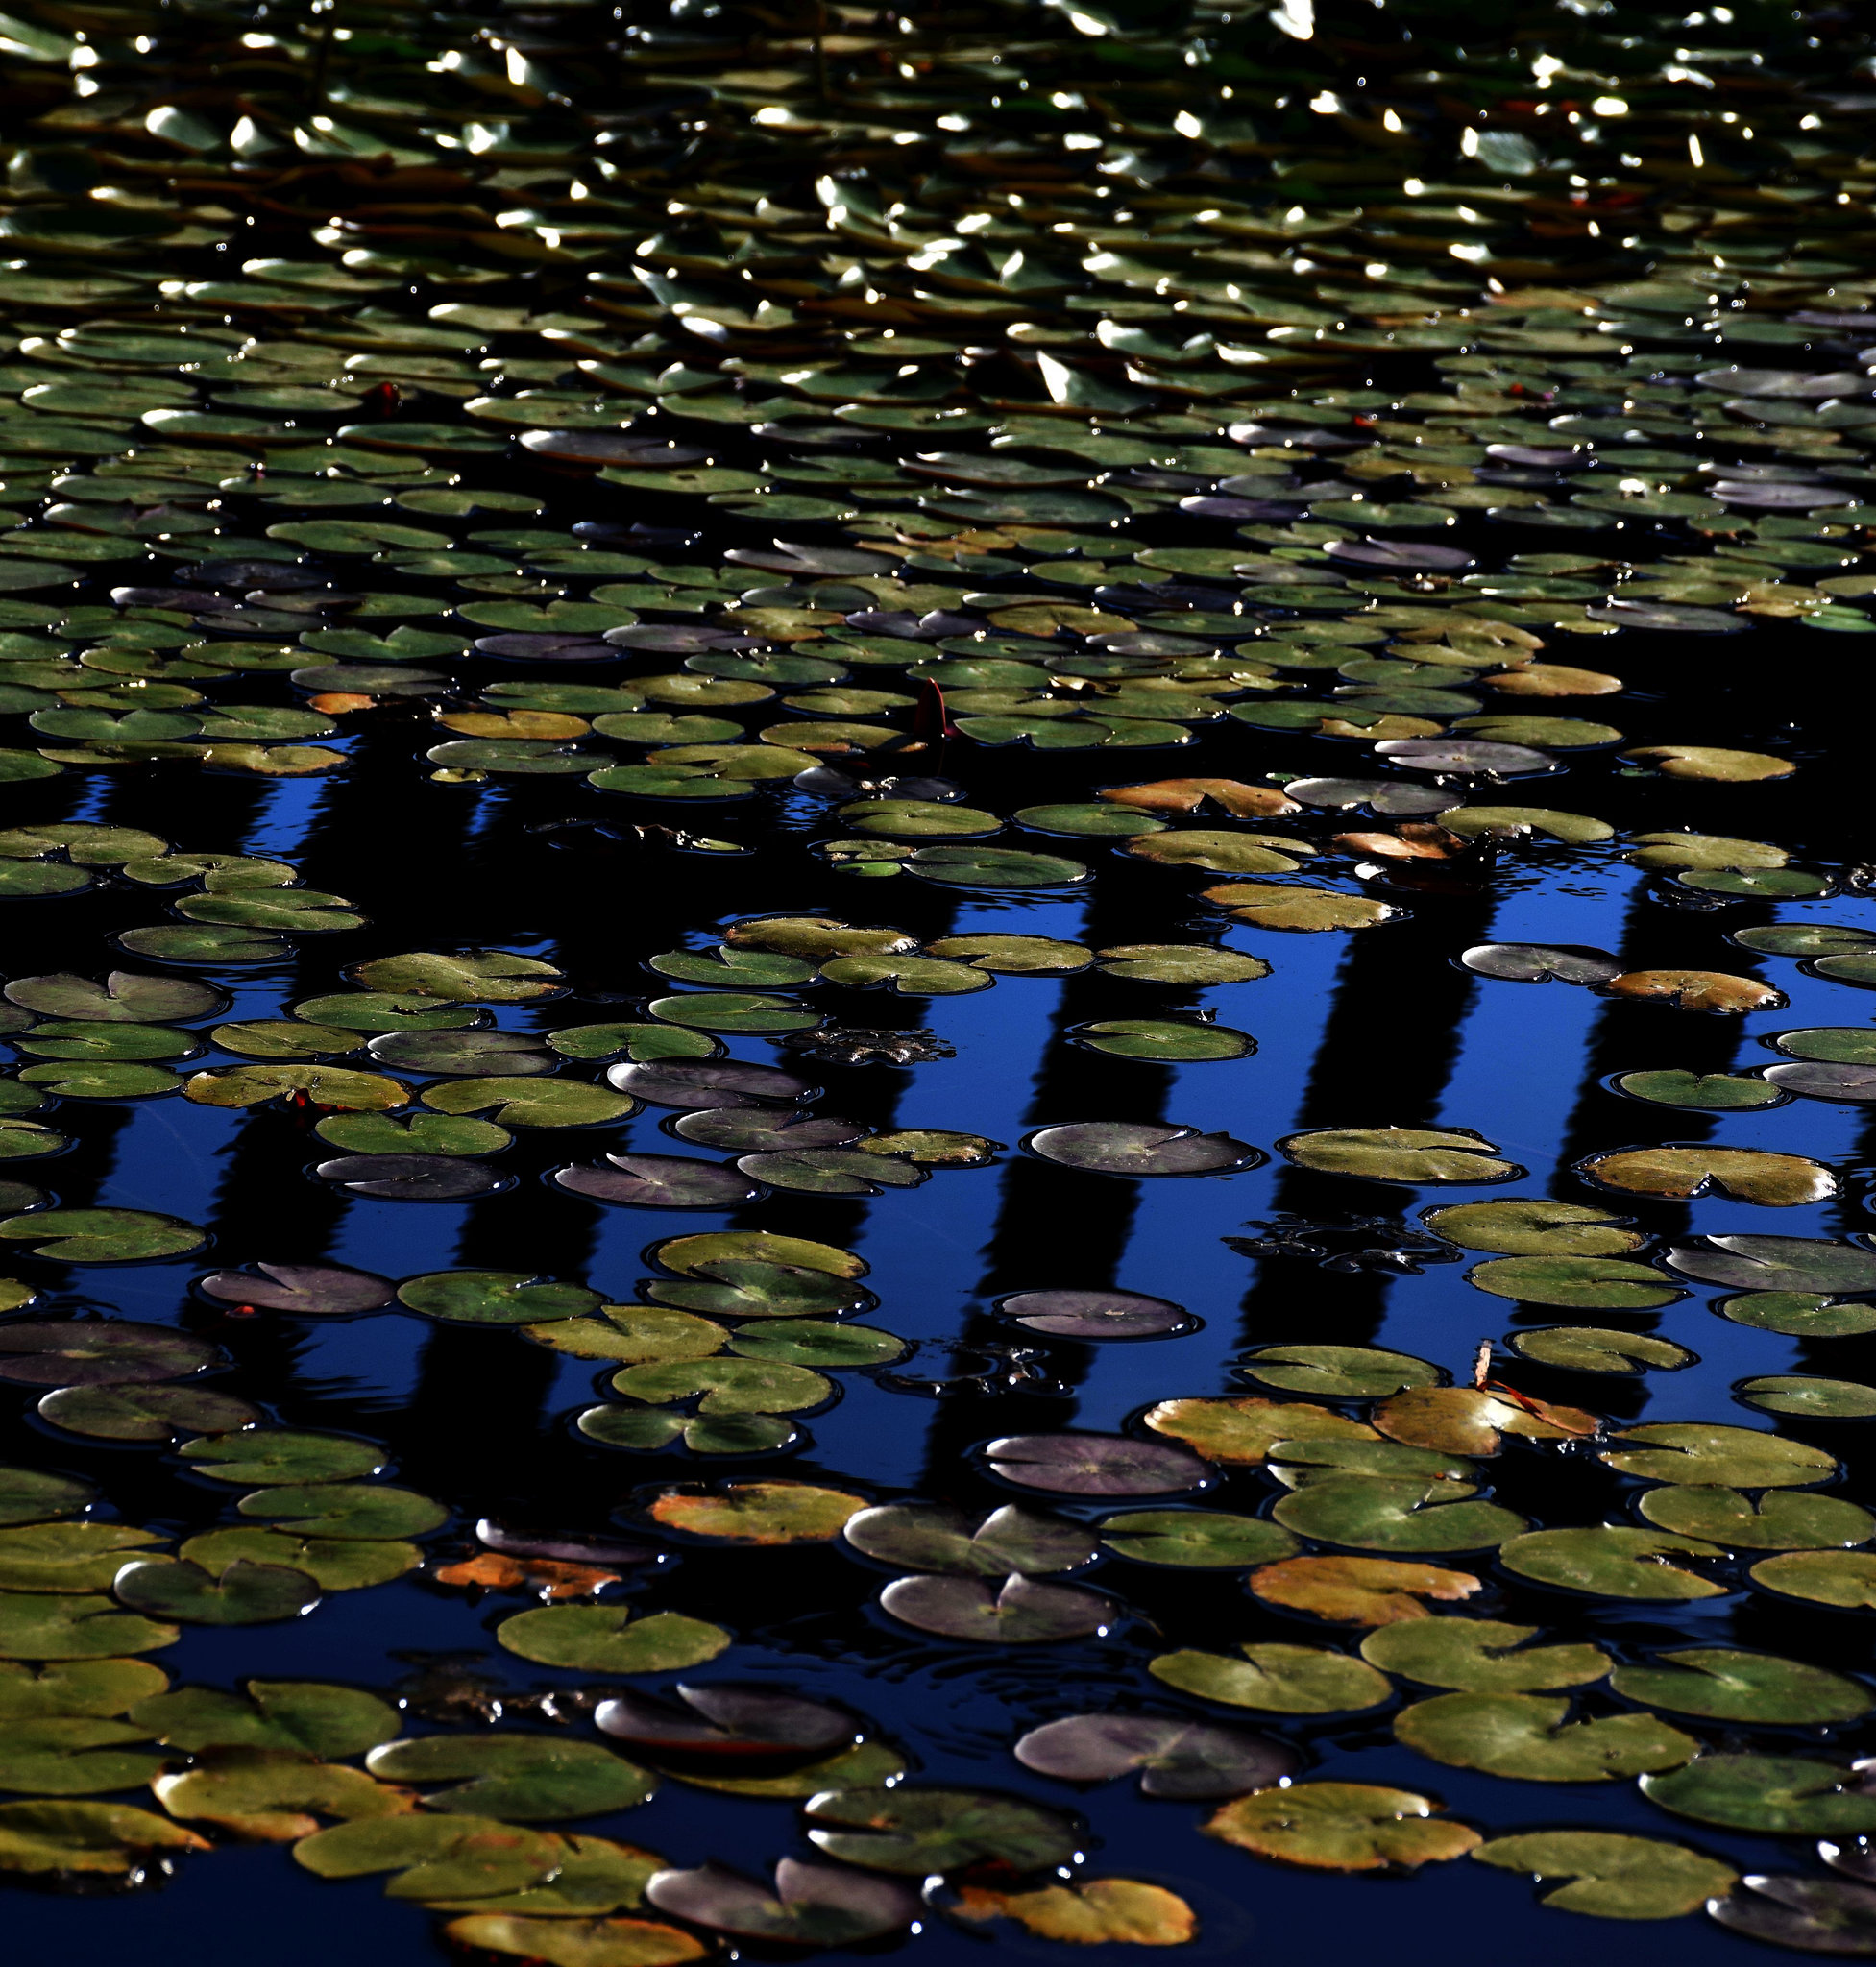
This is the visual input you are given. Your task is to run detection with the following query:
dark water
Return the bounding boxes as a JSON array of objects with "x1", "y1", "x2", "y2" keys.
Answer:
[{"x1": 1, "y1": 0, "x2": 1875, "y2": 1958}]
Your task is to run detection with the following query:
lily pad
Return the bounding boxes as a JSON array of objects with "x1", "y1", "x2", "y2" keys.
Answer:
[
  {"x1": 496, "y1": 1606, "x2": 731, "y2": 1674},
  {"x1": 1362, "y1": 1618, "x2": 1608, "y2": 1692},
  {"x1": 983, "y1": 1433, "x2": 1213, "y2": 1496},
  {"x1": 1248, "y1": 1555, "x2": 1484, "y2": 1625},
  {"x1": 1500, "y1": 1527, "x2": 1728, "y2": 1600},
  {"x1": 803, "y1": 1785, "x2": 1078, "y2": 1875},
  {"x1": 1098, "y1": 1510, "x2": 1300, "y2": 1568},
  {"x1": 1613, "y1": 1649, "x2": 1871, "y2": 1725},
  {"x1": 1025, "y1": 1120, "x2": 1261, "y2": 1177},
  {"x1": 644, "y1": 1858, "x2": 919, "y2": 1945},
  {"x1": 1203, "y1": 1783, "x2": 1480, "y2": 1872},
  {"x1": 397, "y1": 1272, "x2": 602, "y2": 1325},
  {"x1": 112, "y1": 1558, "x2": 321, "y2": 1625},
  {"x1": 1750, "y1": 1551, "x2": 1876, "y2": 1610},
  {"x1": 1709, "y1": 1876, "x2": 1876, "y2": 1954},
  {"x1": 366, "y1": 1735, "x2": 655, "y2": 1820},
  {"x1": 1601, "y1": 1422, "x2": 1838, "y2": 1488},
  {"x1": 1395, "y1": 1691, "x2": 1697, "y2": 1781},
  {"x1": 1239, "y1": 1345, "x2": 1441, "y2": 1398},
  {"x1": 1472, "y1": 1831, "x2": 1738, "y2": 1921},
  {"x1": 844, "y1": 1504, "x2": 1095, "y2": 1575},
  {"x1": 1279, "y1": 1127, "x2": 1523, "y2": 1184},
  {"x1": 1273, "y1": 1478, "x2": 1527, "y2": 1553},
  {"x1": 1641, "y1": 1755, "x2": 1876, "y2": 1834},
  {"x1": 878, "y1": 1573, "x2": 1115, "y2": 1642},
  {"x1": 645, "y1": 1482, "x2": 866, "y2": 1543}
]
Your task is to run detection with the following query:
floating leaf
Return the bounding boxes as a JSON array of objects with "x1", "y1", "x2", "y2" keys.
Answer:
[
  {"x1": 1273, "y1": 1478, "x2": 1527, "y2": 1554},
  {"x1": 1279, "y1": 1127, "x2": 1523, "y2": 1184},
  {"x1": 397, "y1": 1271, "x2": 601, "y2": 1325},
  {"x1": 1601, "y1": 970, "x2": 1786, "y2": 1014},
  {"x1": 1612, "y1": 1069, "x2": 1786, "y2": 1111},
  {"x1": 879, "y1": 1574, "x2": 1115, "y2": 1642},
  {"x1": 1613, "y1": 1649, "x2": 1870, "y2": 1725},
  {"x1": 1601, "y1": 1422, "x2": 1838, "y2": 1488},
  {"x1": 1641, "y1": 1487, "x2": 1874, "y2": 1550},
  {"x1": 1425, "y1": 1200, "x2": 1646, "y2": 1257},
  {"x1": 1472, "y1": 1832, "x2": 1738, "y2": 1921},
  {"x1": 951, "y1": 1878, "x2": 1197, "y2": 1946},
  {"x1": 1741, "y1": 1376, "x2": 1876, "y2": 1420},
  {"x1": 1510, "y1": 1327, "x2": 1693, "y2": 1373},
  {"x1": 984, "y1": 1433, "x2": 1213, "y2": 1496},
  {"x1": 644, "y1": 1858, "x2": 919, "y2": 1944},
  {"x1": 998, "y1": 1288, "x2": 1191, "y2": 1340},
  {"x1": 1014, "y1": 1712, "x2": 1294, "y2": 1799},
  {"x1": 437, "y1": 1915, "x2": 704, "y2": 1967},
  {"x1": 1466, "y1": 1257, "x2": 1684, "y2": 1309},
  {"x1": 1641, "y1": 1756, "x2": 1876, "y2": 1834},
  {"x1": 496, "y1": 1606, "x2": 730, "y2": 1674},
  {"x1": 1025, "y1": 1121, "x2": 1261, "y2": 1177},
  {"x1": 1499, "y1": 1527, "x2": 1727, "y2": 1600},
  {"x1": 1145, "y1": 1396, "x2": 1375, "y2": 1465},
  {"x1": 294, "y1": 1814, "x2": 563, "y2": 1900},
  {"x1": 0, "y1": 1801, "x2": 207, "y2": 1875},
  {"x1": 1577, "y1": 1146, "x2": 1834, "y2": 1207},
  {"x1": 366, "y1": 1735, "x2": 655, "y2": 1820},
  {"x1": 1667, "y1": 1237, "x2": 1876, "y2": 1294},
  {"x1": 1240, "y1": 1345, "x2": 1441, "y2": 1398},
  {"x1": 0, "y1": 1320, "x2": 218, "y2": 1386},
  {"x1": 132, "y1": 1680, "x2": 401, "y2": 1756},
  {"x1": 646, "y1": 1482, "x2": 866, "y2": 1543},
  {"x1": 802, "y1": 1785, "x2": 1078, "y2": 1874},
  {"x1": 1203, "y1": 881, "x2": 1394, "y2": 931},
  {"x1": 114, "y1": 1557, "x2": 321, "y2": 1625},
  {"x1": 1709, "y1": 1876, "x2": 1876, "y2": 1954},
  {"x1": 1203, "y1": 1782, "x2": 1480, "y2": 1871},
  {"x1": 1750, "y1": 1551, "x2": 1876, "y2": 1610},
  {"x1": 1098, "y1": 1510, "x2": 1300, "y2": 1568},
  {"x1": 0, "y1": 1591, "x2": 177, "y2": 1660},
  {"x1": 1360, "y1": 1618, "x2": 1608, "y2": 1692},
  {"x1": 1070, "y1": 1017, "x2": 1255, "y2": 1061},
  {"x1": 0, "y1": 1208, "x2": 207, "y2": 1263},
  {"x1": 1246, "y1": 1555, "x2": 1482, "y2": 1625},
  {"x1": 844, "y1": 1503, "x2": 1095, "y2": 1575},
  {"x1": 180, "y1": 1430, "x2": 385, "y2": 1486}
]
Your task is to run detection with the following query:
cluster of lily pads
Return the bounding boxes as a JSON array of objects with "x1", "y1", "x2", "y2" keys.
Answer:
[{"x1": 5, "y1": 0, "x2": 1876, "y2": 1956}]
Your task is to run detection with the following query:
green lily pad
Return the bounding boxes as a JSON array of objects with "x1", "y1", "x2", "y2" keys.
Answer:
[
  {"x1": 843, "y1": 1503, "x2": 1095, "y2": 1576},
  {"x1": 610, "y1": 1358, "x2": 833, "y2": 1414},
  {"x1": 1070, "y1": 1018, "x2": 1255, "y2": 1061},
  {"x1": 728, "y1": 1322, "x2": 904, "y2": 1368},
  {"x1": 1096, "y1": 1510, "x2": 1299, "y2": 1567},
  {"x1": 421, "y1": 1077, "x2": 637, "y2": 1128},
  {"x1": 0, "y1": 1591, "x2": 178, "y2": 1659},
  {"x1": 38, "y1": 1385, "x2": 260, "y2": 1442},
  {"x1": 1640, "y1": 1755, "x2": 1876, "y2": 1834},
  {"x1": 1601, "y1": 1422, "x2": 1838, "y2": 1488},
  {"x1": 1612, "y1": 1648, "x2": 1871, "y2": 1725},
  {"x1": 0, "y1": 1208, "x2": 206, "y2": 1263},
  {"x1": 235, "y1": 1483, "x2": 446, "y2": 1540},
  {"x1": 1272, "y1": 1478, "x2": 1526, "y2": 1553},
  {"x1": 5, "y1": 972, "x2": 226, "y2": 1023},
  {"x1": 0, "y1": 1522, "x2": 166, "y2": 1591},
  {"x1": 396, "y1": 1271, "x2": 602, "y2": 1325},
  {"x1": 0, "y1": 1469, "x2": 94, "y2": 1529},
  {"x1": 180, "y1": 1430, "x2": 386, "y2": 1486},
  {"x1": 1239, "y1": 1345, "x2": 1441, "y2": 1398},
  {"x1": 1749, "y1": 1550, "x2": 1876, "y2": 1609},
  {"x1": 1279, "y1": 1128, "x2": 1524, "y2": 1184},
  {"x1": 113, "y1": 1558, "x2": 321, "y2": 1625},
  {"x1": 1361, "y1": 1618, "x2": 1609, "y2": 1692},
  {"x1": 803, "y1": 1786, "x2": 1077, "y2": 1875},
  {"x1": 366, "y1": 1736, "x2": 655, "y2": 1820},
  {"x1": 294, "y1": 1813, "x2": 563, "y2": 1900},
  {"x1": 1740, "y1": 1374, "x2": 1876, "y2": 1419},
  {"x1": 1508, "y1": 1328, "x2": 1693, "y2": 1373},
  {"x1": 1202, "y1": 1783, "x2": 1480, "y2": 1872},
  {"x1": 132, "y1": 1680, "x2": 401, "y2": 1755},
  {"x1": 1499, "y1": 1527, "x2": 1727, "y2": 1600},
  {"x1": 1640, "y1": 1484, "x2": 1875, "y2": 1548},
  {"x1": 0, "y1": 1800, "x2": 207, "y2": 1874},
  {"x1": 548, "y1": 1024, "x2": 720, "y2": 1063},
  {"x1": 1471, "y1": 1832, "x2": 1738, "y2": 1920},
  {"x1": 1094, "y1": 944, "x2": 1271, "y2": 984},
  {"x1": 1395, "y1": 1691, "x2": 1697, "y2": 1782},
  {"x1": 496, "y1": 1607, "x2": 731, "y2": 1674},
  {"x1": 313, "y1": 1112, "x2": 512, "y2": 1156},
  {"x1": 1465, "y1": 1257, "x2": 1684, "y2": 1310},
  {"x1": 1424, "y1": 1200, "x2": 1647, "y2": 1257},
  {"x1": 1613, "y1": 1069, "x2": 1787, "y2": 1111},
  {"x1": 184, "y1": 1064, "x2": 407, "y2": 1111},
  {"x1": 1718, "y1": 1292, "x2": 1876, "y2": 1337},
  {"x1": 1149, "y1": 1643, "x2": 1394, "y2": 1714},
  {"x1": 347, "y1": 951, "x2": 566, "y2": 1003}
]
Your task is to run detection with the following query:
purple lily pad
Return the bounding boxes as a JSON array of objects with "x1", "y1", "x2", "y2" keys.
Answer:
[
  {"x1": 1087, "y1": 632, "x2": 1216, "y2": 656},
  {"x1": 878, "y1": 1573, "x2": 1116, "y2": 1642},
  {"x1": 0, "y1": 1320, "x2": 221, "y2": 1386},
  {"x1": 1460, "y1": 943, "x2": 1623, "y2": 984},
  {"x1": 1486, "y1": 444, "x2": 1589, "y2": 469},
  {"x1": 475, "y1": 1519, "x2": 661, "y2": 1566},
  {"x1": 603, "y1": 625, "x2": 749, "y2": 653},
  {"x1": 313, "y1": 1154, "x2": 509, "y2": 1201},
  {"x1": 997, "y1": 1288, "x2": 1195, "y2": 1340},
  {"x1": 596, "y1": 1684, "x2": 856, "y2": 1761},
  {"x1": 606, "y1": 1060, "x2": 817, "y2": 1109},
  {"x1": 646, "y1": 1858, "x2": 921, "y2": 1945},
  {"x1": 1764, "y1": 1063, "x2": 1876, "y2": 1104},
  {"x1": 844, "y1": 1503, "x2": 1096, "y2": 1575},
  {"x1": 198, "y1": 1263, "x2": 396, "y2": 1315},
  {"x1": 472, "y1": 634, "x2": 619, "y2": 661},
  {"x1": 1374, "y1": 738, "x2": 1558, "y2": 775},
  {"x1": 1709, "y1": 1875, "x2": 1876, "y2": 1953},
  {"x1": 1179, "y1": 496, "x2": 1307, "y2": 521},
  {"x1": 1014, "y1": 1713, "x2": 1298, "y2": 1798},
  {"x1": 1584, "y1": 600, "x2": 1747, "y2": 634},
  {"x1": 519, "y1": 430, "x2": 706, "y2": 464},
  {"x1": 1710, "y1": 480, "x2": 1852, "y2": 510},
  {"x1": 1283, "y1": 777, "x2": 1452, "y2": 814},
  {"x1": 1325, "y1": 539, "x2": 1475, "y2": 571},
  {"x1": 1025, "y1": 1121, "x2": 1262, "y2": 1178},
  {"x1": 984, "y1": 1432, "x2": 1215, "y2": 1496},
  {"x1": 552, "y1": 1153, "x2": 765, "y2": 1208}
]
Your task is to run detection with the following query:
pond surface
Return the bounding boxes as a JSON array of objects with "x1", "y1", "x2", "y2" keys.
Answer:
[{"x1": 2, "y1": 0, "x2": 1876, "y2": 1961}]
